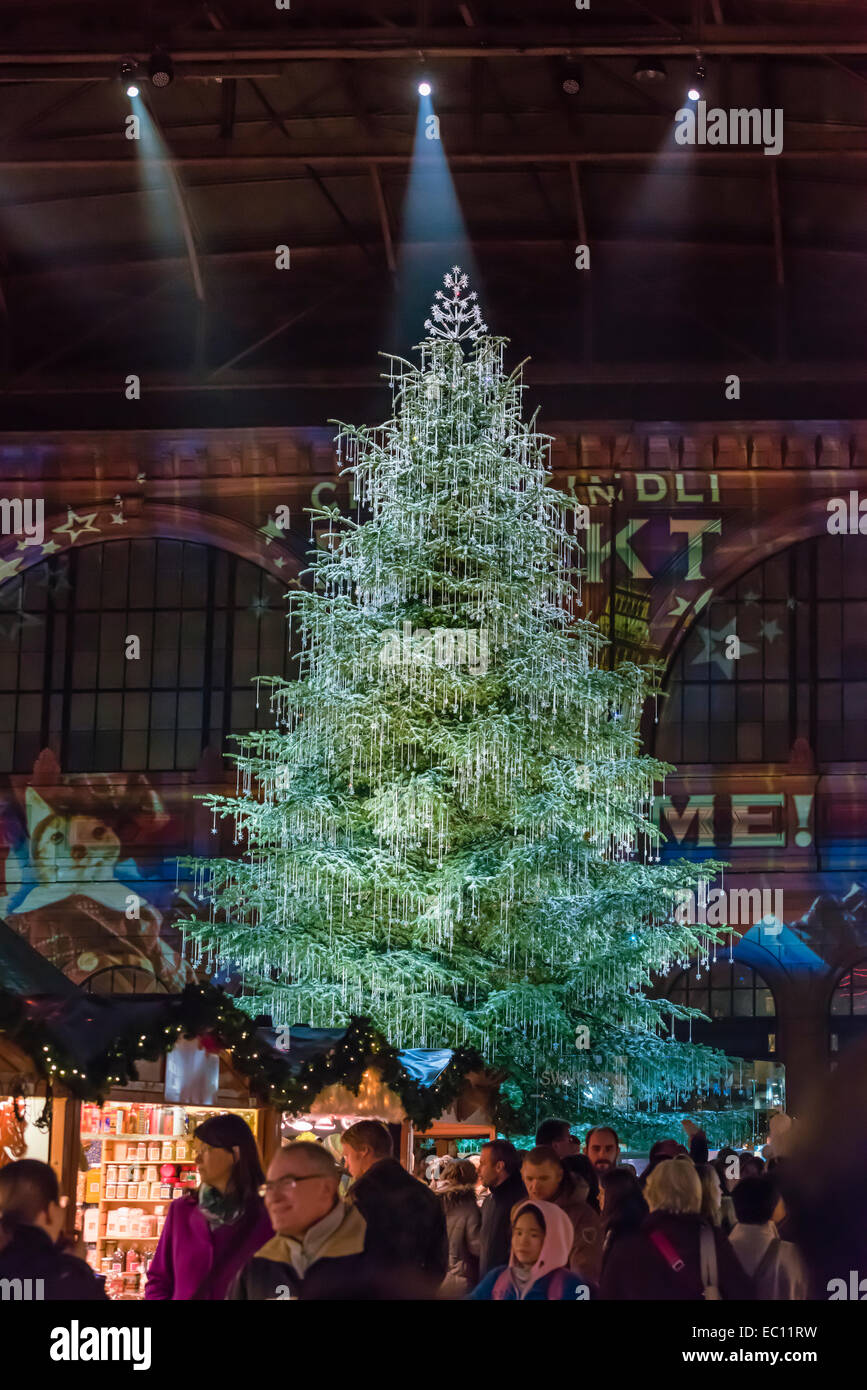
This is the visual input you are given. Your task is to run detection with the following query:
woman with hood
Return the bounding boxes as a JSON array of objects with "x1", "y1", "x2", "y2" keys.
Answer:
[
  {"x1": 468, "y1": 1199, "x2": 587, "y2": 1300},
  {"x1": 438, "y1": 1158, "x2": 482, "y2": 1297}
]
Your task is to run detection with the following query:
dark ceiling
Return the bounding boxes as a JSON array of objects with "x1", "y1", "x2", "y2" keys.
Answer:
[{"x1": 1, "y1": 1, "x2": 867, "y2": 427}]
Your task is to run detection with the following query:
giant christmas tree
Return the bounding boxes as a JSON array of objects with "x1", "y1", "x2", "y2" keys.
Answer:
[{"x1": 182, "y1": 269, "x2": 731, "y2": 1132}]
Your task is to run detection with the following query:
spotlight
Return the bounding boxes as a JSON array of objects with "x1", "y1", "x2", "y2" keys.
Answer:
[
  {"x1": 418, "y1": 80, "x2": 432, "y2": 96},
  {"x1": 561, "y1": 59, "x2": 583, "y2": 96},
  {"x1": 148, "y1": 49, "x2": 174, "y2": 88},
  {"x1": 119, "y1": 59, "x2": 139, "y2": 97},
  {"x1": 633, "y1": 56, "x2": 667, "y2": 83},
  {"x1": 688, "y1": 60, "x2": 706, "y2": 102}
]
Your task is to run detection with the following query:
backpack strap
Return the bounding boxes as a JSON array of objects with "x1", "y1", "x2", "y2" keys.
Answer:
[
  {"x1": 648, "y1": 1228, "x2": 685, "y2": 1273},
  {"x1": 699, "y1": 1225, "x2": 722, "y2": 1299}
]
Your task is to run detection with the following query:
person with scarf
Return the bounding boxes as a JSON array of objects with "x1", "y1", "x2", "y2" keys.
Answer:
[
  {"x1": 468, "y1": 1199, "x2": 588, "y2": 1300},
  {"x1": 145, "y1": 1113, "x2": 272, "y2": 1300}
]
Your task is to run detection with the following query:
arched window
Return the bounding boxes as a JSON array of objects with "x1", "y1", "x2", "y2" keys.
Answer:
[
  {"x1": 656, "y1": 532, "x2": 867, "y2": 763},
  {"x1": 830, "y1": 962, "x2": 867, "y2": 1017},
  {"x1": 0, "y1": 540, "x2": 292, "y2": 773},
  {"x1": 668, "y1": 957, "x2": 776, "y2": 1020}
]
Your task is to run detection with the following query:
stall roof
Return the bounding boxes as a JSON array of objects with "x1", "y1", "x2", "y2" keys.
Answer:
[{"x1": 256, "y1": 1023, "x2": 455, "y2": 1089}]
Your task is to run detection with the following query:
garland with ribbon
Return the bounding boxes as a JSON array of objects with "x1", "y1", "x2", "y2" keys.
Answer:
[{"x1": 0, "y1": 984, "x2": 500, "y2": 1132}]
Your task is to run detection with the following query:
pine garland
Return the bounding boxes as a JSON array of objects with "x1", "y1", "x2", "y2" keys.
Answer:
[{"x1": 0, "y1": 984, "x2": 491, "y2": 1131}]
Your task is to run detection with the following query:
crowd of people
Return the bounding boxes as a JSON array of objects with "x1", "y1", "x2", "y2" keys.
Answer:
[{"x1": 0, "y1": 1104, "x2": 844, "y2": 1302}]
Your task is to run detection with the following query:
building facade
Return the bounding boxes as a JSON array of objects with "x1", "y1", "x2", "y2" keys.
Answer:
[{"x1": 1, "y1": 420, "x2": 865, "y2": 1110}]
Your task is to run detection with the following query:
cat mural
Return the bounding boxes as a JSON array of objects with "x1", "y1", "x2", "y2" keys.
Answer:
[{"x1": 5, "y1": 785, "x2": 197, "y2": 993}]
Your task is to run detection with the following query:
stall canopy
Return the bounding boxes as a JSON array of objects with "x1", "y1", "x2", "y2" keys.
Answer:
[{"x1": 0, "y1": 944, "x2": 492, "y2": 1130}]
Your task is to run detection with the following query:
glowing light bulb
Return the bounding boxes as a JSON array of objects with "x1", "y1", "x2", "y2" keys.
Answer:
[{"x1": 418, "y1": 81, "x2": 432, "y2": 96}]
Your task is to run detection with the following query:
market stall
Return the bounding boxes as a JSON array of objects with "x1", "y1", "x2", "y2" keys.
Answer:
[
  {"x1": 0, "y1": 971, "x2": 493, "y2": 1298},
  {"x1": 263, "y1": 1023, "x2": 499, "y2": 1171}
]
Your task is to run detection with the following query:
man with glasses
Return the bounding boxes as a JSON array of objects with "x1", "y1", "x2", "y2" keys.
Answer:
[{"x1": 227, "y1": 1142, "x2": 368, "y2": 1300}]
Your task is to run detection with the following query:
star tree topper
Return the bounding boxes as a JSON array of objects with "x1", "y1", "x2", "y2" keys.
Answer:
[{"x1": 424, "y1": 265, "x2": 488, "y2": 341}]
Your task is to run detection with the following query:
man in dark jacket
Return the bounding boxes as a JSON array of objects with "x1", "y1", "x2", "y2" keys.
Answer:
[
  {"x1": 342, "y1": 1121, "x2": 447, "y2": 1295},
  {"x1": 477, "y1": 1139, "x2": 527, "y2": 1279},
  {"x1": 228, "y1": 1142, "x2": 370, "y2": 1300}
]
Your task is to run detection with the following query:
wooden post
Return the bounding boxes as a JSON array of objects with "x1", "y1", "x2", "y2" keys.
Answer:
[
  {"x1": 398, "y1": 1120, "x2": 413, "y2": 1171},
  {"x1": 49, "y1": 1094, "x2": 82, "y2": 1236},
  {"x1": 258, "y1": 1106, "x2": 282, "y2": 1168}
]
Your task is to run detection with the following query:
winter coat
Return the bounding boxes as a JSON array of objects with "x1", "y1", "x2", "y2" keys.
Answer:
[
  {"x1": 227, "y1": 1203, "x2": 372, "y2": 1300},
  {"x1": 144, "y1": 1191, "x2": 274, "y2": 1301},
  {"x1": 0, "y1": 1223, "x2": 108, "y2": 1301},
  {"x1": 439, "y1": 1185, "x2": 482, "y2": 1297},
  {"x1": 549, "y1": 1171, "x2": 603, "y2": 1283},
  {"x1": 470, "y1": 1199, "x2": 587, "y2": 1301},
  {"x1": 478, "y1": 1169, "x2": 527, "y2": 1278},
  {"x1": 600, "y1": 1210, "x2": 756, "y2": 1301},
  {"x1": 729, "y1": 1222, "x2": 808, "y2": 1300},
  {"x1": 348, "y1": 1158, "x2": 448, "y2": 1290},
  {"x1": 470, "y1": 1265, "x2": 586, "y2": 1300}
]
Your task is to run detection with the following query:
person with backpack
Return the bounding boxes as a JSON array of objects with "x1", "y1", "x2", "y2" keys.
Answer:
[
  {"x1": 599, "y1": 1157, "x2": 755, "y2": 1300},
  {"x1": 729, "y1": 1176, "x2": 808, "y2": 1299},
  {"x1": 468, "y1": 1199, "x2": 588, "y2": 1301}
]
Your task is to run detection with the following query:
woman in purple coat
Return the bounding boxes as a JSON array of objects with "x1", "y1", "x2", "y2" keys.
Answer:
[{"x1": 145, "y1": 1113, "x2": 272, "y2": 1301}]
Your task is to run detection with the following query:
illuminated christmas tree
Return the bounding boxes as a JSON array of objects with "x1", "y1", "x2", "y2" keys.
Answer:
[{"x1": 182, "y1": 268, "x2": 729, "y2": 1129}]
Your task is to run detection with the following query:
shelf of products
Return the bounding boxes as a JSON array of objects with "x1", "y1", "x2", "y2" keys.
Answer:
[{"x1": 75, "y1": 1100, "x2": 259, "y2": 1300}]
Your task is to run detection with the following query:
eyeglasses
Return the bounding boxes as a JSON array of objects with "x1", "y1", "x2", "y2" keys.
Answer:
[{"x1": 258, "y1": 1174, "x2": 323, "y2": 1198}]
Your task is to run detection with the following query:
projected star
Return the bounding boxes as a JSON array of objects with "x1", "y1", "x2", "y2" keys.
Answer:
[
  {"x1": 689, "y1": 618, "x2": 757, "y2": 678},
  {"x1": 53, "y1": 509, "x2": 100, "y2": 544},
  {"x1": 0, "y1": 555, "x2": 22, "y2": 584},
  {"x1": 742, "y1": 589, "x2": 760, "y2": 608},
  {"x1": 759, "y1": 619, "x2": 783, "y2": 642}
]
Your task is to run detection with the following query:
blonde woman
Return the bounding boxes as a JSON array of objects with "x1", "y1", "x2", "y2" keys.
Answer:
[{"x1": 599, "y1": 1157, "x2": 755, "y2": 1300}]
